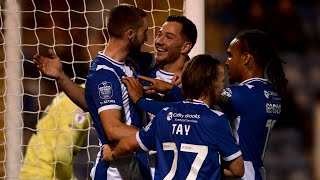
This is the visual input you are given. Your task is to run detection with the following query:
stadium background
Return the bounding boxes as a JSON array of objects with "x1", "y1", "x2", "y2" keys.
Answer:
[{"x1": 0, "y1": 0, "x2": 319, "y2": 179}]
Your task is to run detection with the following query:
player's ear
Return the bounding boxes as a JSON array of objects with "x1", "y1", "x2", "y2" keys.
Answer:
[
  {"x1": 242, "y1": 52, "x2": 251, "y2": 65},
  {"x1": 181, "y1": 42, "x2": 192, "y2": 54},
  {"x1": 126, "y1": 29, "x2": 135, "y2": 41}
]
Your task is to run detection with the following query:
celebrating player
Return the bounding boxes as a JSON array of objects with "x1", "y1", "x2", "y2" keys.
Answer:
[
  {"x1": 33, "y1": 6, "x2": 198, "y2": 179},
  {"x1": 220, "y1": 29, "x2": 288, "y2": 180},
  {"x1": 83, "y1": 4, "x2": 151, "y2": 179},
  {"x1": 102, "y1": 54, "x2": 244, "y2": 179}
]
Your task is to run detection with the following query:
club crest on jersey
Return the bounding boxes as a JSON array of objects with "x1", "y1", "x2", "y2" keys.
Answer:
[{"x1": 98, "y1": 81, "x2": 113, "y2": 99}]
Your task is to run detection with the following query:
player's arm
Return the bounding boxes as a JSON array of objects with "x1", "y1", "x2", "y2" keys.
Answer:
[
  {"x1": 138, "y1": 75, "x2": 174, "y2": 95},
  {"x1": 99, "y1": 109, "x2": 139, "y2": 142},
  {"x1": 122, "y1": 76, "x2": 172, "y2": 114},
  {"x1": 138, "y1": 75, "x2": 184, "y2": 101},
  {"x1": 222, "y1": 156, "x2": 244, "y2": 178},
  {"x1": 102, "y1": 111, "x2": 159, "y2": 162},
  {"x1": 102, "y1": 133, "x2": 141, "y2": 161},
  {"x1": 215, "y1": 115, "x2": 244, "y2": 178},
  {"x1": 33, "y1": 49, "x2": 87, "y2": 111}
]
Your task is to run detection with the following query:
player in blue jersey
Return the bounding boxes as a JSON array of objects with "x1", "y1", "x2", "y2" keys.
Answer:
[
  {"x1": 33, "y1": 15, "x2": 196, "y2": 111},
  {"x1": 143, "y1": 15, "x2": 197, "y2": 101},
  {"x1": 33, "y1": 12, "x2": 197, "y2": 179},
  {"x1": 220, "y1": 29, "x2": 288, "y2": 180},
  {"x1": 82, "y1": 4, "x2": 150, "y2": 180},
  {"x1": 102, "y1": 54, "x2": 244, "y2": 180}
]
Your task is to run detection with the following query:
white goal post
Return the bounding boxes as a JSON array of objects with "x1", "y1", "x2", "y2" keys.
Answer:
[{"x1": 1, "y1": 0, "x2": 205, "y2": 179}]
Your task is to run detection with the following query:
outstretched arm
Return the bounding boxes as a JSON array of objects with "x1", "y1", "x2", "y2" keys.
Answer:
[{"x1": 33, "y1": 49, "x2": 87, "y2": 111}]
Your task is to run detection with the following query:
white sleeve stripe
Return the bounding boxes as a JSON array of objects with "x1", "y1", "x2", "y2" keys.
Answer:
[
  {"x1": 223, "y1": 150, "x2": 242, "y2": 161},
  {"x1": 136, "y1": 132, "x2": 149, "y2": 151},
  {"x1": 96, "y1": 65, "x2": 121, "y2": 79},
  {"x1": 98, "y1": 105, "x2": 121, "y2": 113}
]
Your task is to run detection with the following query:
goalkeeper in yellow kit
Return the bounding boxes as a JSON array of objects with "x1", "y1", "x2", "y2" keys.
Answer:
[{"x1": 20, "y1": 86, "x2": 90, "y2": 180}]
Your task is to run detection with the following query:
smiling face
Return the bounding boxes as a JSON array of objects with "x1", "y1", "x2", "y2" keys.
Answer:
[
  {"x1": 154, "y1": 21, "x2": 186, "y2": 64},
  {"x1": 225, "y1": 38, "x2": 244, "y2": 84}
]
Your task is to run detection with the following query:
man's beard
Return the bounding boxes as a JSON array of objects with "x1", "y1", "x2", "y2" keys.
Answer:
[{"x1": 129, "y1": 36, "x2": 142, "y2": 53}]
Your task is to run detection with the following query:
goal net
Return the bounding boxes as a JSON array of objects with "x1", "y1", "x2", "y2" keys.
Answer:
[{"x1": 0, "y1": 0, "x2": 204, "y2": 179}]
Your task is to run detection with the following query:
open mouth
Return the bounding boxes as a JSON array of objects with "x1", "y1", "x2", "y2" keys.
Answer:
[{"x1": 156, "y1": 47, "x2": 166, "y2": 53}]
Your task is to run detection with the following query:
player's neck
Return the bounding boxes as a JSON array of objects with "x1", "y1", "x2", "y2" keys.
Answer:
[
  {"x1": 160, "y1": 55, "x2": 185, "y2": 73},
  {"x1": 103, "y1": 39, "x2": 129, "y2": 62},
  {"x1": 241, "y1": 69, "x2": 265, "y2": 82},
  {"x1": 197, "y1": 95, "x2": 212, "y2": 108}
]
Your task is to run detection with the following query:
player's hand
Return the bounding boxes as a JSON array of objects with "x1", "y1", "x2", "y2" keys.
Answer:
[
  {"x1": 33, "y1": 49, "x2": 64, "y2": 80},
  {"x1": 171, "y1": 71, "x2": 182, "y2": 88},
  {"x1": 122, "y1": 77, "x2": 144, "y2": 104},
  {"x1": 137, "y1": 75, "x2": 174, "y2": 95},
  {"x1": 101, "y1": 144, "x2": 113, "y2": 161}
]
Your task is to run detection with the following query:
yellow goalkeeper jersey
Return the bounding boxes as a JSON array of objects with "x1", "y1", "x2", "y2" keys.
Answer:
[{"x1": 20, "y1": 87, "x2": 90, "y2": 180}]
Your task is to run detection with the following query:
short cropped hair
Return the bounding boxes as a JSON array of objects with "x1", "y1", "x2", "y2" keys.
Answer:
[
  {"x1": 107, "y1": 4, "x2": 147, "y2": 38},
  {"x1": 182, "y1": 54, "x2": 221, "y2": 101},
  {"x1": 166, "y1": 15, "x2": 197, "y2": 52}
]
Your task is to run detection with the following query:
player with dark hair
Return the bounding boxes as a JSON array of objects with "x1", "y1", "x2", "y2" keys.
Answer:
[
  {"x1": 32, "y1": 14, "x2": 197, "y2": 110},
  {"x1": 103, "y1": 54, "x2": 244, "y2": 179},
  {"x1": 141, "y1": 15, "x2": 197, "y2": 100},
  {"x1": 84, "y1": 4, "x2": 148, "y2": 180},
  {"x1": 220, "y1": 29, "x2": 288, "y2": 180},
  {"x1": 33, "y1": 12, "x2": 198, "y2": 179}
]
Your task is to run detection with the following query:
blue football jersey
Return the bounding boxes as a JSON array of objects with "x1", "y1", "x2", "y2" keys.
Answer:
[
  {"x1": 219, "y1": 78, "x2": 281, "y2": 180},
  {"x1": 144, "y1": 67, "x2": 174, "y2": 121},
  {"x1": 137, "y1": 100, "x2": 242, "y2": 180},
  {"x1": 147, "y1": 66, "x2": 174, "y2": 82},
  {"x1": 85, "y1": 52, "x2": 144, "y2": 144},
  {"x1": 85, "y1": 52, "x2": 149, "y2": 179}
]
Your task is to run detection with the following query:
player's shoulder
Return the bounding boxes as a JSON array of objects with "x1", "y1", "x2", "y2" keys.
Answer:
[
  {"x1": 86, "y1": 60, "x2": 121, "y2": 84},
  {"x1": 200, "y1": 108, "x2": 230, "y2": 131},
  {"x1": 221, "y1": 86, "x2": 241, "y2": 103},
  {"x1": 223, "y1": 78, "x2": 270, "y2": 97},
  {"x1": 89, "y1": 52, "x2": 124, "y2": 73},
  {"x1": 238, "y1": 78, "x2": 271, "y2": 90},
  {"x1": 183, "y1": 100, "x2": 226, "y2": 118}
]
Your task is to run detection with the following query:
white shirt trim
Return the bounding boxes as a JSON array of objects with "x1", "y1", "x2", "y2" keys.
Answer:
[{"x1": 136, "y1": 132, "x2": 149, "y2": 151}]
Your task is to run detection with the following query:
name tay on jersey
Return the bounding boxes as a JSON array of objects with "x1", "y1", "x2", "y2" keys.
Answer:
[{"x1": 172, "y1": 124, "x2": 190, "y2": 135}]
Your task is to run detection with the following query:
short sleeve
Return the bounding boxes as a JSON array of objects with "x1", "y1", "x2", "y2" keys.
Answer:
[
  {"x1": 136, "y1": 114, "x2": 159, "y2": 151},
  {"x1": 213, "y1": 115, "x2": 241, "y2": 161},
  {"x1": 85, "y1": 69, "x2": 123, "y2": 113}
]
